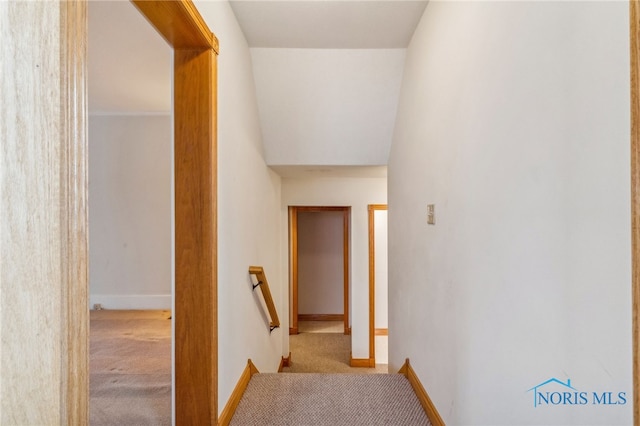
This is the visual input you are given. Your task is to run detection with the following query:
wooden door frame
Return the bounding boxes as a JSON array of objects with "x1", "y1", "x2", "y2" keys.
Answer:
[
  {"x1": 630, "y1": 2, "x2": 640, "y2": 422},
  {"x1": 368, "y1": 204, "x2": 388, "y2": 368},
  {"x1": 289, "y1": 206, "x2": 351, "y2": 335},
  {"x1": 124, "y1": 2, "x2": 220, "y2": 423}
]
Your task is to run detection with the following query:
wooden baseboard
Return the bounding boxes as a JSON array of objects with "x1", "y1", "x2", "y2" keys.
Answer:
[
  {"x1": 375, "y1": 328, "x2": 388, "y2": 336},
  {"x1": 218, "y1": 359, "x2": 259, "y2": 426},
  {"x1": 398, "y1": 358, "x2": 445, "y2": 426},
  {"x1": 298, "y1": 314, "x2": 344, "y2": 321},
  {"x1": 289, "y1": 327, "x2": 298, "y2": 335},
  {"x1": 278, "y1": 352, "x2": 291, "y2": 372},
  {"x1": 349, "y1": 353, "x2": 375, "y2": 368},
  {"x1": 344, "y1": 326, "x2": 351, "y2": 335}
]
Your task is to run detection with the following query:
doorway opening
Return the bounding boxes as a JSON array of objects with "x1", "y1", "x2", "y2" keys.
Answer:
[
  {"x1": 87, "y1": 1, "x2": 219, "y2": 424},
  {"x1": 87, "y1": 1, "x2": 173, "y2": 421},
  {"x1": 368, "y1": 204, "x2": 388, "y2": 367},
  {"x1": 286, "y1": 206, "x2": 353, "y2": 372},
  {"x1": 289, "y1": 206, "x2": 351, "y2": 336}
]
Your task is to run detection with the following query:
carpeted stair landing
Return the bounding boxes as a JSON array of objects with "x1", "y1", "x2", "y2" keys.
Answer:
[{"x1": 230, "y1": 373, "x2": 431, "y2": 425}]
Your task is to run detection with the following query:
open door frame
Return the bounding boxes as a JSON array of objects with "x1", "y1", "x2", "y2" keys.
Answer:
[
  {"x1": 368, "y1": 204, "x2": 388, "y2": 368},
  {"x1": 3, "y1": 1, "x2": 218, "y2": 423},
  {"x1": 131, "y1": 2, "x2": 219, "y2": 423},
  {"x1": 289, "y1": 206, "x2": 351, "y2": 336}
]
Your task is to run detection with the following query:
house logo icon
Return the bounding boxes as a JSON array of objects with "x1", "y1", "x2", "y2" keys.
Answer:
[
  {"x1": 527, "y1": 377, "x2": 628, "y2": 407},
  {"x1": 527, "y1": 378, "x2": 578, "y2": 407}
]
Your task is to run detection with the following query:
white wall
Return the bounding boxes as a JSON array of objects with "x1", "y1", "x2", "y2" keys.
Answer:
[
  {"x1": 251, "y1": 48, "x2": 405, "y2": 166},
  {"x1": 282, "y1": 176, "x2": 387, "y2": 358},
  {"x1": 298, "y1": 211, "x2": 344, "y2": 315},
  {"x1": 388, "y1": 2, "x2": 631, "y2": 425},
  {"x1": 89, "y1": 114, "x2": 172, "y2": 309},
  {"x1": 195, "y1": 0, "x2": 285, "y2": 414}
]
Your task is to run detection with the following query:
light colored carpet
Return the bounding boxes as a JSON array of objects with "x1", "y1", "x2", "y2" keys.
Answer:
[
  {"x1": 298, "y1": 320, "x2": 343, "y2": 333},
  {"x1": 90, "y1": 310, "x2": 171, "y2": 426},
  {"x1": 230, "y1": 373, "x2": 431, "y2": 426},
  {"x1": 283, "y1": 332, "x2": 387, "y2": 373}
]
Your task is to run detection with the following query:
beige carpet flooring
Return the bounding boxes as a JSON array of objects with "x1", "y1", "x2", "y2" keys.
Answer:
[
  {"x1": 298, "y1": 320, "x2": 343, "y2": 333},
  {"x1": 231, "y1": 373, "x2": 431, "y2": 426},
  {"x1": 89, "y1": 315, "x2": 389, "y2": 424},
  {"x1": 90, "y1": 310, "x2": 172, "y2": 426},
  {"x1": 284, "y1": 322, "x2": 388, "y2": 374}
]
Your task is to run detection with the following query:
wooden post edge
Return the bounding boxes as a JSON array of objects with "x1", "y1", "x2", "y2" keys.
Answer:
[
  {"x1": 349, "y1": 353, "x2": 375, "y2": 368},
  {"x1": 398, "y1": 358, "x2": 446, "y2": 426},
  {"x1": 278, "y1": 352, "x2": 292, "y2": 372},
  {"x1": 218, "y1": 360, "x2": 259, "y2": 426}
]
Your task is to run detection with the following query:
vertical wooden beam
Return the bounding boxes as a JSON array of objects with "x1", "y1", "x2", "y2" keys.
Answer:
[
  {"x1": 174, "y1": 48, "x2": 217, "y2": 424},
  {"x1": 1, "y1": 1, "x2": 88, "y2": 423},
  {"x1": 343, "y1": 208, "x2": 350, "y2": 335},
  {"x1": 368, "y1": 205, "x2": 376, "y2": 366},
  {"x1": 631, "y1": 1, "x2": 640, "y2": 423},
  {"x1": 131, "y1": 2, "x2": 218, "y2": 422},
  {"x1": 59, "y1": 1, "x2": 89, "y2": 423},
  {"x1": 290, "y1": 206, "x2": 299, "y2": 334}
]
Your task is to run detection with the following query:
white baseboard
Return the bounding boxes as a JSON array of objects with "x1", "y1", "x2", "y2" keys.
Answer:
[{"x1": 90, "y1": 294, "x2": 171, "y2": 310}]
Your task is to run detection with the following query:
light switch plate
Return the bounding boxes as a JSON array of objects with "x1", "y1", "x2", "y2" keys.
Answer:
[{"x1": 427, "y1": 204, "x2": 435, "y2": 225}]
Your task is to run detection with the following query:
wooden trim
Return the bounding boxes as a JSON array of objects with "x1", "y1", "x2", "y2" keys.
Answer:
[
  {"x1": 350, "y1": 357, "x2": 376, "y2": 368},
  {"x1": 289, "y1": 327, "x2": 298, "y2": 335},
  {"x1": 368, "y1": 205, "x2": 375, "y2": 366},
  {"x1": 60, "y1": 1, "x2": 89, "y2": 423},
  {"x1": 294, "y1": 206, "x2": 352, "y2": 212},
  {"x1": 399, "y1": 359, "x2": 445, "y2": 426},
  {"x1": 631, "y1": 2, "x2": 640, "y2": 423},
  {"x1": 249, "y1": 266, "x2": 281, "y2": 330},
  {"x1": 4, "y1": 1, "x2": 89, "y2": 421},
  {"x1": 2, "y1": 2, "x2": 89, "y2": 422},
  {"x1": 368, "y1": 204, "x2": 388, "y2": 368},
  {"x1": 131, "y1": 0, "x2": 219, "y2": 52},
  {"x1": 218, "y1": 360, "x2": 259, "y2": 426},
  {"x1": 290, "y1": 206, "x2": 299, "y2": 334},
  {"x1": 278, "y1": 352, "x2": 292, "y2": 372},
  {"x1": 375, "y1": 328, "x2": 388, "y2": 336},
  {"x1": 343, "y1": 208, "x2": 351, "y2": 335},
  {"x1": 345, "y1": 327, "x2": 352, "y2": 336},
  {"x1": 173, "y1": 47, "x2": 217, "y2": 425},
  {"x1": 289, "y1": 206, "x2": 351, "y2": 337},
  {"x1": 298, "y1": 314, "x2": 344, "y2": 321},
  {"x1": 135, "y1": 2, "x2": 219, "y2": 423}
]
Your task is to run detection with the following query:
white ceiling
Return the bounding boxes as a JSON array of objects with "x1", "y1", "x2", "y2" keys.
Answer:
[
  {"x1": 88, "y1": 1, "x2": 171, "y2": 114},
  {"x1": 87, "y1": 0, "x2": 427, "y2": 177},
  {"x1": 229, "y1": 0, "x2": 428, "y2": 49}
]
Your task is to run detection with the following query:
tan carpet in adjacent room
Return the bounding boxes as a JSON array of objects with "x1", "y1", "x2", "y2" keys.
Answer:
[
  {"x1": 90, "y1": 309, "x2": 172, "y2": 426},
  {"x1": 283, "y1": 321, "x2": 388, "y2": 373}
]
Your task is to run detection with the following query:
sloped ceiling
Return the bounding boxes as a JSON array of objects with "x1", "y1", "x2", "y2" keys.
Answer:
[
  {"x1": 251, "y1": 48, "x2": 406, "y2": 166},
  {"x1": 88, "y1": 0, "x2": 428, "y2": 174},
  {"x1": 229, "y1": 0, "x2": 428, "y2": 49},
  {"x1": 230, "y1": 0, "x2": 427, "y2": 169}
]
